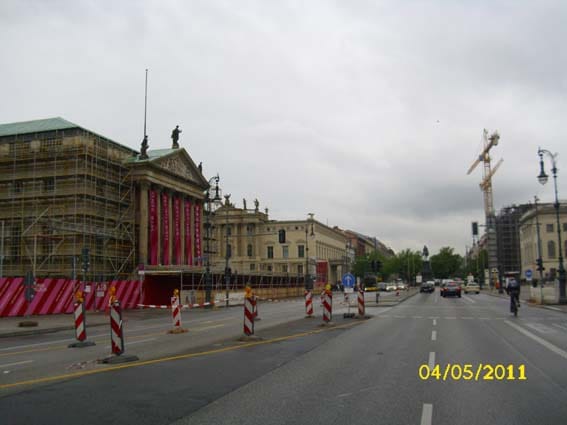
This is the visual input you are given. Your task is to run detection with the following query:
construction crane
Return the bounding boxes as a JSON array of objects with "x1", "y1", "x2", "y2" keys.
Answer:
[{"x1": 467, "y1": 129, "x2": 503, "y2": 291}]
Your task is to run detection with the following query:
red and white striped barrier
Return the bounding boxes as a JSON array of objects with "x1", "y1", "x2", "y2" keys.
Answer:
[
  {"x1": 171, "y1": 296, "x2": 181, "y2": 328},
  {"x1": 305, "y1": 290, "x2": 313, "y2": 318},
  {"x1": 358, "y1": 289, "x2": 365, "y2": 317},
  {"x1": 110, "y1": 300, "x2": 124, "y2": 355},
  {"x1": 322, "y1": 290, "x2": 332, "y2": 323},
  {"x1": 243, "y1": 296, "x2": 255, "y2": 336},
  {"x1": 74, "y1": 301, "x2": 87, "y2": 342}
]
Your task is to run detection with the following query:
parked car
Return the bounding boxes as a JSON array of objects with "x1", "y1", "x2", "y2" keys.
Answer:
[
  {"x1": 420, "y1": 281, "x2": 434, "y2": 293},
  {"x1": 464, "y1": 282, "x2": 480, "y2": 294},
  {"x1": 386, "y1": 283, "x2": 397, "y2": 292},
  {"x1": 397, "y1": 283, "x2": 408, "y2": 291},
  {"x1": 441, "y1": 281, "x2": 461, "y2": 298}
]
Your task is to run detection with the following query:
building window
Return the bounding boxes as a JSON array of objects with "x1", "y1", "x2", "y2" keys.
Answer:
[
  {"x1": 227, "y1": 244, "x2": 232, "y2": 258},
  {"x1": 282, "y1": 264, "x2": 288, "y2": 273},
  {"x1": 298, "y1": 245, "x2": 305, "y2": 258},
  {"x1": 246, "y1": 225, "x2": 254, "y2": 235},
  {"x1": 298, "y1": 264, "x2": 304, "y2": 274},
  {"x1": 247, "y1": 244, "x2": 253, "y2": 257},
  {"x1": 13, "y1": 181, "x2": 22, "y2": 194},
  {"x1": 250, "y1": 263, "x2": 256, "y2": 271},
  {"x1": 563, "y1": 223, "x2": 567, "y2": 232},
  {"x1": 267, "y1": 265, "x2": 272, "y2": 272},
  {"x1": 267, "y1": 246, "x2": 274, "y2": 259},
  {"x1": 282, "y1": 246, "x2": 289, "y2": 259},
  {"x1": 547, "y1": 224, "x2": 554, "y2": 233},
  {"x1": 226, "y1": 226, "x2": 232, "y2": 236},
  {"x1": 548, "y1": 240, "x2": 556, "y2": 259}
]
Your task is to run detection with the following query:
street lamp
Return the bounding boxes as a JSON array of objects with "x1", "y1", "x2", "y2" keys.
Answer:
[
  {"x1": 204, "y1": 174, "x2": 221, "y2": 304},
  {"x1": 537, "y1": 147, "x2": 566, "y2": 304},
  {"x1": 305, "y1": 213, "x2": 315, "y2": 290}
]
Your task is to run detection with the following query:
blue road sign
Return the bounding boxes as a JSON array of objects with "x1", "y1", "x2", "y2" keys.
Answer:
[
  {"x1": 525, "y1": 269, "x2": 533, "y2": 280},
  {"x1": 342, "y1": 273, "x2": 355, "y2": 288}
]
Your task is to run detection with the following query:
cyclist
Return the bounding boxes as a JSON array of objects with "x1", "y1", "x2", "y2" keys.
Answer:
[{"x1": 505, "y1": 277, "x2": 520, "y2": 313}]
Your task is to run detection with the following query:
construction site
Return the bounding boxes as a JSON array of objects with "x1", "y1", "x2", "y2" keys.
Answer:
[{"x1": 0, "y1": 118, "x2": 136, "y2": 281}]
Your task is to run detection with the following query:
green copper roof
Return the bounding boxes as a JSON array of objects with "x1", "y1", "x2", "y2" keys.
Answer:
[
  {"x1": 0, "y1": 117, "x2": 79, "y2": 137},
  {"x1": 125, "y1": 148, "x2": 178, "y2": 163}
]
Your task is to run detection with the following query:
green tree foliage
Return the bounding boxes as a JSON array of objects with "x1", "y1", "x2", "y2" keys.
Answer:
[
  {"x1": 430, "y1": 247, "x2": 463, "y2": 279},
  {"x1": 352, "y1": 251, "x2": 387, "y2": 279}
]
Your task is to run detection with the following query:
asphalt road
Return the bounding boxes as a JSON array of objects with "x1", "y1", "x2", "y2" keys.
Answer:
[{"x1": 3, "y1": 290, "x2": 567, "y2": 424}]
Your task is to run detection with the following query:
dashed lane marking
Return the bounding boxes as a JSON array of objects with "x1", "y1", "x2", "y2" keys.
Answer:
[
  {"x1": 431, "y1": 331, "x2": 437, "y2": 341},
  {"x1": 0, "y1": 360, "x2": 33, "y2": 369},
  {"x1": 432, "y1": 319, "x2": 437, "y2": 326},
  {"x1": 421, "y1": 404, "x2": 433, "y2": 425},
  {"x1": 428, "y1": 352, "x2": 435, "y2": 369}
]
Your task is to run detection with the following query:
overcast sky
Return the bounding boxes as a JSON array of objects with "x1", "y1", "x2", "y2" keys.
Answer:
[{"x1": 2, "y1": 0, "x2": 567, "y2": 255}]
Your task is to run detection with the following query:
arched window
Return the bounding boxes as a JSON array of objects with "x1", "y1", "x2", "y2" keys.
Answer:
[
  {"x1": 548, "y1": 240, "x2": 556, "y2": 259},
  {"x1": 247, "y1": 244, "x2": 253, "y2": 257}
]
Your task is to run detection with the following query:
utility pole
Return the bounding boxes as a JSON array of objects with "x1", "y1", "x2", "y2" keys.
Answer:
[
  {"x1": 534, "y1": 196, "x2": 545, "y2": 303},
  {"x1": 467, "y1": 129, "x2": 504, "y2": 292}
]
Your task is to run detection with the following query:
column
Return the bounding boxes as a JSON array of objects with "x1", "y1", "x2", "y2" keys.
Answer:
[
  {"x1": 139, "y1": 182, "x2": 149, "y2": 265},
  {"x1": 180, "y1": 194, "x2": 185, "y2": 265},
  {"x1": 168, "y1": 190, "x2": 173, "y2": 265},
  {"x1": 156, "y1": 186, "x2": 161, "y2": 265}
]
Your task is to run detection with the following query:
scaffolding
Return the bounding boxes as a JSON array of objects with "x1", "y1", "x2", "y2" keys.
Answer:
[{"x1": 0, "y1": 127, "x2": 136, "y2": 280}]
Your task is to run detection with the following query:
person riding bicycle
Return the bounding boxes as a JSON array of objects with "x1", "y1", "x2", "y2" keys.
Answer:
[{"x1": 505, "y1": 277, "x2": 520, "y2": 312}]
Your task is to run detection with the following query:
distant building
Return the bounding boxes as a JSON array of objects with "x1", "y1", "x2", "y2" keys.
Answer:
[
  {"x1": 209, "y1": 201, "x2": 352, "y2": 287},
  {"x1": 519, "y1": 202, "x2": 567, "y2": 281},
  {"x1": 341, "y1": 229, "x2": 395, "y2": 258}
]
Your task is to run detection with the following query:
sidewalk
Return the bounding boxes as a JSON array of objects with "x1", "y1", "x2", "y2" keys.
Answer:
[
  {"x1": 0, "y1": 311, "x2": 109, "y2": 338},
  {"x1": 484, "y1": 288, "x2": 567, "y2": 314}
]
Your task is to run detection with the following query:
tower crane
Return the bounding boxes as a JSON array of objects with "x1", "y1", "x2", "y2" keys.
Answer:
[{"x1": 467, "y1": 129, "x2": 503, "y2": 291}]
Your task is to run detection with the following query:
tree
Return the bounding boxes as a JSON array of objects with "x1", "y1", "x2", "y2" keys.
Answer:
[{"x1": 430, "y1": 247, "x2": 463, "y2": 279}]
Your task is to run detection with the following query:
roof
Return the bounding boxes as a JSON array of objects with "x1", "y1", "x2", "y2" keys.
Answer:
[
  {"x1": 124, "y1": 148, "x2": 177, "y2": 163},
  {"x1": 0, "y1": 117, "x2": 78, "y2": 137},
  {"x1": 0, "y1": 117, "x2": 137, "y2": 154}
]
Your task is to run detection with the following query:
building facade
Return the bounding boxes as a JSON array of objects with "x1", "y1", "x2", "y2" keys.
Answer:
[
  {"x1": 0, "y1": 118, "x2": 208, "y2": 292},
  {"x1": 495, "y1": 204, "x2": 532, "y2": 276},
  {"x1": 519, "y1": 202, "x2": 567, "y2": 282},
  {"x1": 209, "y1": 200, "x2": 351, "y2": 287}
]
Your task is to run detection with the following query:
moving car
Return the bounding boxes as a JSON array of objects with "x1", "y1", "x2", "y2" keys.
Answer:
[
  {"x1": 397, "y1": 283, "x2": 408, "y2": 291},
  {"x1": 420, "y1": 281, "x2": 434, "y2": 293},
  {"x1": 386, "y1": 283, "x2": 397, "y2": 292},
  {"x1": 441, "y1": 281, "x2": 461, "y2": 298},
  {"x1": 464, "y1": 282, "x2": 480, "y2": 294}
]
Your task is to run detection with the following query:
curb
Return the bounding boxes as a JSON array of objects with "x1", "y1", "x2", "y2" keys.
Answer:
[
  {"x1": 0, "y1": 321, "x2": 108, "y2": 339},
  {"x1": 484, "y1": 291, "x2": 567, "y2": 314}
]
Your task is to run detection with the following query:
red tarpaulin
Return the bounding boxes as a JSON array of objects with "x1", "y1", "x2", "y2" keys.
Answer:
[
  {"x1": 149, "y1": 189, "x2": 158, "y2": 265},
  {"x1": 185, "y1": 200, "x2": 193, "y2": 265},
  {"x1": 162, "y1": 191, "x2": 170, "y2": 265}
]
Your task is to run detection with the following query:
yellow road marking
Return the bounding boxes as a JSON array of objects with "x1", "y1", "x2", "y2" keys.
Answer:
[{"x1": 0, "y1": 321, "x2": 362, "y2": 389}]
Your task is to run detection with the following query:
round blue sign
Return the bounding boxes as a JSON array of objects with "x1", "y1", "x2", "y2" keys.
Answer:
[
  {"x1": 342, "y1": 273, "x2": 355, "y2": 288},
  {"x1": 525, "y1": 269, "x2": 533, "y2": 279}
]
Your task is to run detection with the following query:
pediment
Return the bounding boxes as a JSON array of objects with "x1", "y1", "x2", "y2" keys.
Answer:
[{"x1": 153, "y1": 149, "x2": 208, "y2": 188}]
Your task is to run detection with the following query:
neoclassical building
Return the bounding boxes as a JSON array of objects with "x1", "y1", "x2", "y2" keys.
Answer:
[{"x1": 0, "y1": 117, "x2": 208, "y2": 299}]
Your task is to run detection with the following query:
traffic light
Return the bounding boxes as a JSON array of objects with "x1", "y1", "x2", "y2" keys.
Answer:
[
  {"x1": 536, "y1": 257, "x2": 545, "y2": 272},
  {"x1": 24, "y1": 271, "x2": 35, "y2": 302},
  {"x1": 472, "y1": 222, "x2": 478, "y2": 236},
  {"x1": 82, "y1": 247, "x2": 90, "y2": 273},
  {"x1": 278, "y1": 229, "x2": 286, "y2": 243}
]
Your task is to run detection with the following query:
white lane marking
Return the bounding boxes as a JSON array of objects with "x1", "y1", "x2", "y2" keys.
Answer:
[
  {"x1": 0, "y1": 360, "x2": 34, "y2": 368},
  {"x1": 461, "y1": 296, "x2": 475, "y2": 304},
  {"x1": 445, "y1": 317, "x2": 457, "y2": 320},
  {"x1": 428, "y1": 352, "x2": 435, "y2": 369},
  {"x1": 0, "y1": 337, "x2": 77, "y2": 352},
  {"x1": 545, "y1": 306, "x2": 563, "y2": 311},
  {"x1": 421, "y1": 403, "x2": 433, "y2": 425},
  {"x1": 526, "y1": 323, "x2": 556, "y2": 334},
  {"x1": 431, "y1": 331, "x2": 437, "y2": 341},
  {"x1": 192, "y1": 324, "x2": 225, "y2": 332},
  {"x1": 412, "y1": 316, "x2": 424, "y2": 319},
  {"x1": 552, "y1": 323, "x2": 567, "y2": 331},
  {"x1": 505, "y1": 320, "x2": 567, "y2": 360},
  {"x1": 432, "y1": 319, "x2": 437, "y2": 326}
]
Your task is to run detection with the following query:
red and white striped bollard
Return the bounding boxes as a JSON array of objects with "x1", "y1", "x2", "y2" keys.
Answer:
[
  {"x1": 68, "y1": 298, "x2": 96, "y2": 348},
  {"x1": 243, "y1": 295, "x2": 255, "y2": 336},
  {"x1": 322, "y1": 289, "x2": 332, "y2": 323},
  {"x1": 358, "y1": 289, "x2": 365, "y2": 317},
  {"x1": 305, "y1": 290, "x2": 313, "y2": 318},
  {"x1": 110, "y1": 299, "x2": 124, "y2": 355}
]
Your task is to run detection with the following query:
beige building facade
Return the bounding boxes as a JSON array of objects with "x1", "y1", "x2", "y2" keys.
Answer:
[
  {"x1": 210, "y1": 201, "x2": 351, "y2": 287},
  {"x1": 519, "y1": 203, "x2": 567, "y2": 281}
]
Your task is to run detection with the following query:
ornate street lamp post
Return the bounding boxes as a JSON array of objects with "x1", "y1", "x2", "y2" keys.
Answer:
[
  {"x1": 537, "y1": 148, "x2": 566, "y2": 304},
  {"x1": 204, "y1": 174, "x2": 221, "y2": 305}
]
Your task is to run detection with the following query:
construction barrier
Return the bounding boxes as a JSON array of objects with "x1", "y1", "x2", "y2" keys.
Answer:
[
  {"x1": 243, "y1": 294, "x2": 255, "y2": 336},
  {"x1": 137, "y1": 301, "x2": 214, "y2": 309},
  {"x1": 358, "y1": 289, "x2": 365, "y2": 317},
  {"x1": 68, "y1": 290, "x2": 96, "y2": 348},
  {"x1": 305, "y1": 290, "x2": 313, "y2": 318},
  {"x1": 0, "y1": 277, "x2": 142, "y2": 317},
  {"x1": 322, "y1": 287, "x2": 332, "y2": 323},
  {"x1": 110, "y1": 299, "x2": 124, "y2": 355},
  {"x1": 168, "y1": 289, "x2": 188, "y2": 334}
]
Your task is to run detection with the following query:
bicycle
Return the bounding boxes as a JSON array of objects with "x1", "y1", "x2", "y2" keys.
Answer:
[{"x1": 510, "y1": 293, "x2": 520, "y2": 317}]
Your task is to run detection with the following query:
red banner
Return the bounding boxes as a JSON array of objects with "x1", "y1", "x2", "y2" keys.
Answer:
[
  {"x1": 194, "y1": 203, "x2": 202, "y2": 266},
  {"x1": 162, "y1": 192, "x2": 170, "y2": 265},
  {"x1": 173, "y1": 197, "x2": 181, "y2": 265},
  {"x1": 149, "y1": 189, "x2": 158, "y2": 265},
  {"x1": 316, "y1": 261, "x2": 328, "y2": 284},
  {"x1": 185, "y1": 200, "x2": 193, "y2": 265}
]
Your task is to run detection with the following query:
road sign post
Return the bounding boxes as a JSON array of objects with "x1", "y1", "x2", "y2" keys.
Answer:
[{"x1": 342, "y1": 273, "x2": 355, "y2": 294}]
